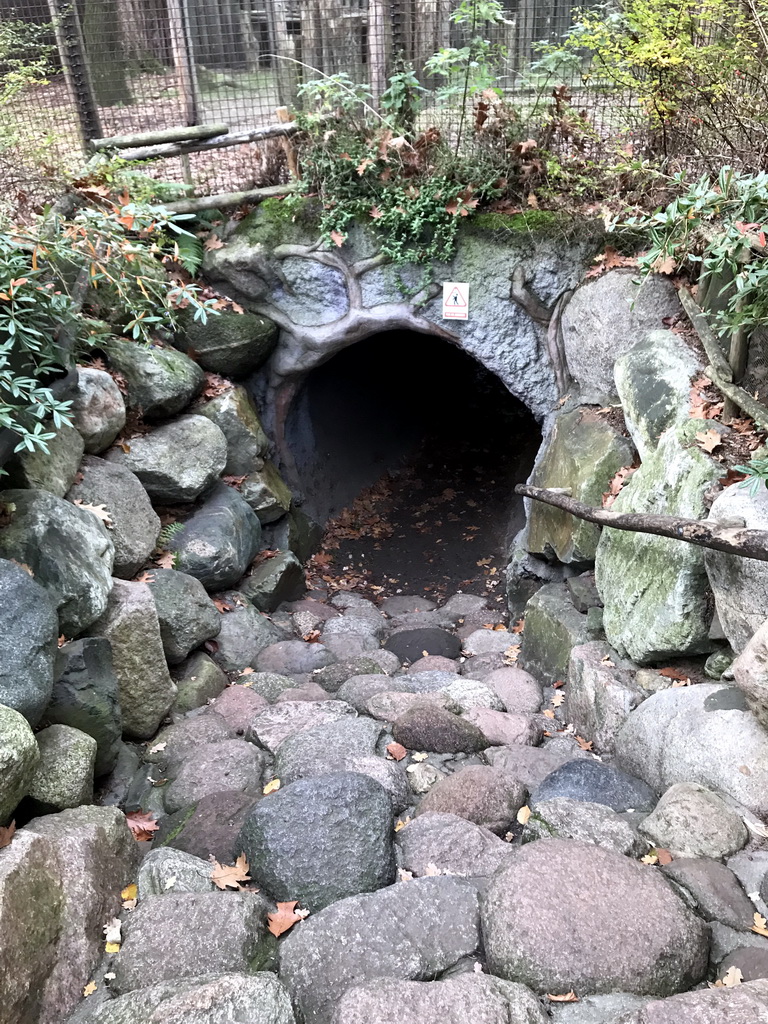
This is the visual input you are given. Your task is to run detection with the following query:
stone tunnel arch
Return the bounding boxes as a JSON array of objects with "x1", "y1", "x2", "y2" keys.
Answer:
[{"x1": 282, "y1": 328, "x2": 543, "y2": 596}]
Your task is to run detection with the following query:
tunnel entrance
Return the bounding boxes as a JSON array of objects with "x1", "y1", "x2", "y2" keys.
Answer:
[{"x1": 286, "y1": 330, "x2": 542, "y2": 604}]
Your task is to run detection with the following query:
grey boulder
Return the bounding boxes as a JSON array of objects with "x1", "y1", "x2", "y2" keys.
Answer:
[
  {"x1": 237, "y1": 550, "x2": 306, "y2": 612},
  {"x1": 531, "y1": 757, "x2": 657, "y2": 813},
  {"x1": 617, "y1": 980, "x2": 768, "y2": 1023},
  {"x1": 482, "y1": 839, "x2": 708, "y2": 996},
  {"x1": 523, "y1": 798, "x2": 647, "y2": 857},
  {"x1": 104, "y1": 338, "x2": 204, "y2": 418},
  {"x1": 416, "y1": 765, "x2": 526, "y2": 835},
  {"x1": 106, "y1": 416, "x2": 227, "y2": 503},
  {"x1": 248, "y1": 699, "x2": 356, "y2": 753},
  {"x1": 397, "y1": 812, "x2": 515, "y2": 879},
  {"x1": 196, "y1": 385, "x2": 269, "y2": 475},
  {"x1": 209, "y1": 595, "x2": 284, "y2": 674},
  {"x1": 238, "y1": 772, "x2": 396, "y2": 911},
  {"x1": 169, "y1": 483, "x2": 262, "y2": 591},
  {"x1": 6, "y1": 422, "x2": 84, "y2": 497},
  {"x1": 70, "y1": 367, "x2": 126, "y2": 453},
  {"x1": 162, "y1": 739, "x2": 266, "y2": 813},
  {"x1": 0, "y1": 559, "x2": 58, "y2": 724},
  {"x1": 0, "y1": 703, "x2": 39, "y2": 822},
  {"x1": 639, "y1": 782, "x2": 748, "y2": 860},
  {"x1": 67, "y1": 456, "x2": 159, "y2": 578},
  {"x1": 146, "y1": 568, "x2": 221, "y2": 664},
  {"x1": 0, "y1": 489, "x2": 114, "y2": 637},
  {"x1": 46, "y1": 637, "x2": 122, "y2": 776},
  {"x1": 28, "y1": 724, "x2": 97, "y2": 811},
  {"x1": 279, "y1": 876, "x2": 481, "y2": 1024},
  {"x1": 90, "y1": 580, "x2": 176, "y2": 739},
  {"x1": 137, "y1": 848, "x2": 216, "y2": 899}
]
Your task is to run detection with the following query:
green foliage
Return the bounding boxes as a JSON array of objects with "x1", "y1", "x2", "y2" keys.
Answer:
[
  {"x1": 626, "y1": 168, "x2": 768, "y2": 335},
  {"x1": 732, "y1": 455, "x2": 768, "y2": 496},
  {"x1": 0, "y1": 179, "x2": 219, "y2": 463},
  {"x1": 425, "y1": 0, "x2": 510, "y2": 105},
  {"x1": 0, "y1": 16, "x2": 54, "y2": 110},
  {"x1": 538, "y1": 0, "x2": 768, "y2": 161},
  {"x1": 157, "y1": 521, "x2": 185, "y2": 546},
  {"x1": 380, "y1": 63, "x2": 425, "y2": 133}
]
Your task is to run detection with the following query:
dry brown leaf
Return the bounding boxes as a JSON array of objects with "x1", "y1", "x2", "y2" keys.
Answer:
[
  {"x1": 267, "y1": 901, "x2": 304, "y2": 938},
  {"x1": 652, "y1": 254, "x2": 677, "y2": 274},
  {"x1": 511, "y1": 618, "x2": 525, "y2": 634},
  {"x1": 656, "y1": 848, "x2": 673, "y2": 865},
  {"x1": 213, "y1": 596, "x2": 234, "y2": 614},
  {"x1": 135, "y1": 570, "x2": 155, "y2": 584},
  {"x1": 752, "y1": 912, "x2": 768, "y2": 937},
  {"x1": 602, "y1": 464, "x2": 637, "y2": 508},
  {"x1": 575, "y1": 736, "x2": 593, "y2": 751},
  {"x1": 526, "y1": 193, "x2": 539, "y2": 209},
  {"x1": 210, "y1": 853, "x2": 251, "y2": 891},
  {"x1": 386, "y1": 742, "x2": 408, "y2": 761},
  {"x1": 72, "y1": 499, "x2": 113, "y2": 528},
  {"x1": 542, "y1": 708, "x2": 556, "y2": 720},
  {"x1": 204, "y1": 235, "x2": 224, "y2": 250},
  {"x1": 696, "y1": 429, "x2": 723, "y2": 454},
  {"x1": 154, "y1": 551, "x2": 176, "y2": 570},
  {"x1": 125, "y1": 811, "x2": 160, "y2": 842},
  {"x1": 551, "y1": 693, "x2": 565, "y2": 707},
  {"x1": 0, "y1": 820, "x2": 16, "y2": 850},
  {"x1": 547, "y1": 991, "x2": 578, "y2": 1003},
  {"x1": 263, "y1": 778, "x2": 281, "y2": 795},
  {"x1": 329, "y1": 230, "x2": 345, "y2": 248}
]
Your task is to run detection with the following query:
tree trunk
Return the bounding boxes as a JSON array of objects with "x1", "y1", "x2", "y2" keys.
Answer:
[
  {"x1": 368, "y1": 0, "x2": 390, "y2": 105},
  {"x1": 80, "y1": 0, "x2": 132, "y2": 107}
]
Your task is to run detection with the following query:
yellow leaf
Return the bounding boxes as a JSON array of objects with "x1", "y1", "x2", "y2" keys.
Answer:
[
  {"x1": 641, "y1": 853, "x2": 659, "y2": 865},
  {"x1": 120, "y1": 883, "x2": 137, "y2": 901},
  {"x1": 542, "y1": 709, "x2": 555, "y2": 719},
  {"x1": 105, "y1": 942, "x2": 120, "y2": 953},
  {"x1": 263, "y1": 778, "x2": 281, "y2": 795},
  {"x1": 394, "y1": 816, "x2": 411, "y2": 832},
  {"x1": 516, "y1": 805, "x2": 531, "y2": 825},
  {"x1": 411, "y1": 752, "x2": 428, "y2": 762},
  {"x1": 83, "y1": 981, "x2": 97, "y2": 997},
  {"x1": 551, "y1": 693, "x2": 565, "y2": 707}
]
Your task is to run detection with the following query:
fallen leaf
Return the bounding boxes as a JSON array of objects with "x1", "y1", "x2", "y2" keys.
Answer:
[
  {"x1": 72, "y1": 499, "x2": 113, "y2": 528},
  {"x1": 713, "y1": 965, "x2": 744, "y2": 987},
  {"x1": 527, "y1": 193, "x2": 539, "y2": 209},
  {"x1": 411, "y1": 752, "x2": 428, "y2": 762},
  {"x1": 641, "y1": 853, "x2": 659, "y2": 865},
  {"x1": 164, "y1": 876, "x2": 176, "y2": 890},
  {"x1": 329, "y1": 230, "x2": 345, "y2": 247},
  {"x1": 551, "y1": 692, "x2": 565, "y2": 707},
  {"x1": 154, "y1": 551, "x2": 176, "y2": 570},
  {"x1": 600, "y1": 655, "x2": 615, "y2": 667},
  {"x1": 120, "y1": 883, "x2": 138, "y2": 901},
  {"x1": 602, "y1": 464, "x2": 637, "y2": 508},
  {"x1": 656, "y1": 848, "x2": 673, "y2": 865},
  {"x1": 394, "y1": 816, "x2": 411, "y2": 832},
  {"x1": 210, "y1": 853, "x2": 251, "y2": 891},
  {"x1": 268, "y1": 901, "x2": 304, "y2": 937},
  {"x1": 517, "y1": 805, "x2": 532, "y2": 825},
  {"x1": 659, "y1": 667, "x2": 690, "y2": 680},
  {"x1": 696, "y1": 429, "x2": 723, "y2": 454},
  {"x1": 213, "y1": 595, "x2": 234, "y2": 613},
  {"x1": 386, "y1": 742, "x2": 408, "y2": 761},
  {"x1": 135, "y1": 570, "x2": 155, "y2": 584},
  {"x1": 547, "y1": 991, "x2": 578, "y2": 1003},
  {"x1": 652, "y1": 254, "x2": 677, "y2": 274},
  {"x1": 83, "y1": 981, "x2": 97, "y2": 997},
  {"x1": 356, "y1": 157, "x2": 374, "y2": 175},
  {"x1": 0, "y1": 821, "x2": 16, "y2": 850},
  {"x1": 125, "y1": 811, "x2": 159, "y2": 841},
  {"x1": 204, "y1": 235, "x2": 224, "y2": 250},
  {"x1": 263, "y1": 778, "x2": 281, "y2": 795},
  {"x1": 148, "y1": 741, "x2": 166, "y2": 755},
  {"x1": 103, "y1": 917, "x2": 121, "y2": 944},
  {"x1": 511, "y1": 618, "x2": 525, "y2": 634},
  {"x1": 745, "y1": 818, "x2": 768, "y2": 837},
  {"x1": 398, "y1": 868, "x2": 414, "y2": 881},
  {"x1": 542, "y1": 708, "x2": 556, "y2": 719},
  {"x1": 752, "y1": 912, "x2": 768, "y2": 937},
  {"x1": 575, "y1": 736, "x2": 593, "y2": 751}
]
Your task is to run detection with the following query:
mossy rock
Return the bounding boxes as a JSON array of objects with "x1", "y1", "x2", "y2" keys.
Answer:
[{"x1": 176, "y1": 307, "x2": 278, "y2": 379}]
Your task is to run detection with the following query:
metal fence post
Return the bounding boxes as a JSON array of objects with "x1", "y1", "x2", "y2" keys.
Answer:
[{"x1": 46, "y1": 0, "x2": 102, "y2": 150}]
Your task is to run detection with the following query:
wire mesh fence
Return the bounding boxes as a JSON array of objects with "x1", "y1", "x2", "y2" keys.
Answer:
[{"x1": 1, "y1": 0, "x2": 641, "y2": 202}]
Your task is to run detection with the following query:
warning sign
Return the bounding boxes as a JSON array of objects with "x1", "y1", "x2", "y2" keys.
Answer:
[{"x1": 442, "y1": 281, "x2": 469, "y2": 320}]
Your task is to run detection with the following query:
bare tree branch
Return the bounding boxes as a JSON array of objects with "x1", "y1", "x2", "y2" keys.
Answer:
[{"x1": 515, "y1": 483, "x2": 768, "y2": 562}]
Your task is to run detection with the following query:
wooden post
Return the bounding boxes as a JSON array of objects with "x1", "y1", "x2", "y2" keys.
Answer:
[
  {"x1": 167, "y1": 0, "x2": 201, "y2": 125},
  {"x1": 276, "y1": 106, "x2": 299, "y2": 178},
  {"x1": 46, "y1": 0, "x2": 102, "y2": 149}
]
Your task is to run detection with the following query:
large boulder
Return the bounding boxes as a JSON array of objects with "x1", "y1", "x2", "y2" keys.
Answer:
[
  {"x1": 28, "y1": 724, "x2": 97, "y2": 811},
  {"x1": 482, "y1": 839, "x2": 708, "y2": 996},
  {"x1": 240, "y1": 461, "x2": 293, "y2": 523},
  {"x1": 615, "y1": 329, "x2": 703, "y2": 459},
  {"x1": 662, "y1": 857, "x2": 755, "y2": 931},
  {"x1": 24, "y1": 805, "x2": 141, "y2": 1023},
  {"x1": 566, "y1": 642, "x2": 645, "y2": 753},
  {"x1": 163, "y1": 739, "x2": 266, "y2": 813},
  {"x1": 0, "y1": 559, "x2": 58, "y2": 724},
  {"x1": 0, "y1": 704, "x2": 39, "y2": 822},
  {"x1": 561, "y1": 271, "x2": 683, "y2": 399},
  {"x1": 638, "y1": 782, "x2": 748, "y2": 859},
  {"x1": 109, "y1": 891, "x2": 272, "y2": 994},
  {"x1": 415, "y1": 765, "x2": 526, "y2": 835},
  {"x1": 238, "y1": 772, "x2": 396, "y2": 911},
  {"x1": 595, "y1": 420, "x2": 721, "y2": 662},
  {"x1": 0, "y1": 830, "x2": 65, "y2": 1024},
  {"x1": 617, "y1": 980, "x2": 768, "y2": 1023},
  {"x1": 5, "y1": 422, "x2": 84, "y2": 497},
  {"x1": 169, "y1": 482, "x2": 262, "y2": 591},
  {"x1": 279, "y1": 876, "x2": 481, "y2": 1024},
  {"x1": 67, "y1": 456, "x2": 160, "y2": 578},
  {"x1": 104, "y1": 338, "x2": 204, "y2": 418},
  {"x1": 68, "y1": 973, "x2": 296, "y2": 1024},
  {"x1": 137, "y1": 847, "x2": 217, "y2": 899},
  {"x1": 706, "y1": 483, "x2": 768, "y2": 653},
  {"x1": 46, "y1": 638, "x2": 122, "y2": 776},
  {"x1": 176, "y1": 305, "x2": 278, "y2": 378},
  {"x1": 152, "y1": 789, "x2": 258, "y2": 863},
  {"x1": 330, "y1": 976, "x2": 547, "y2": 1024},
  {"x1": 145, "y1": 568, "x2": 221, "y2": 664},
  {"x1": 106, "y1": 416, "x2": 227, "y2": 504},
  {"x1": 397, "y1": 812, "x2": 515, "y2": 879},
  {"x1": 90, "y1": 580, "x2": 176, "y2": 739},
  {"x1": 237, "y1": 550, "x2": 306, "y2": 611},
  {"x1": 209, "y1": 594, "x2": 284, "y2": 674},
  {"x1": 393, "y1": 705, "x2": 489, "y2": 754},
  {"x1": 196, "y1": 385, "x2": 270, "y2": 475},
  {"x1": 520, "y1": 583, "x2": 589, "y2": 684},
  {"x1": 527, "y1": 407, "x2": 636, "y2": 562},
  {"x1": 522, "y1": 798, "x2": 646, "y2": 857},
  {"x1": 249, "y1": 699, "x2": 356, "y2": 753},
  {"x1": 732, "y1": 616, "x2": 768, "y2": 727},
  {"x1": 70, "y1": 366, "x2": 126, "y2": 453},
  {"x1": 614, "y1": 683, "x2": 768, "y2": 817},
  {"x1": 0, "y1": 489, "x2": 114, "y2": 636},
  {"x1": 530, "y1": 757, "x2": 657, "y2": 813}
]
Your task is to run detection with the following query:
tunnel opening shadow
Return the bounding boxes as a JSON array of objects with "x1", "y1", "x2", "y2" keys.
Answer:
[{"x1": 286, "y1": 330, "x2": 542, "y2": 601}]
